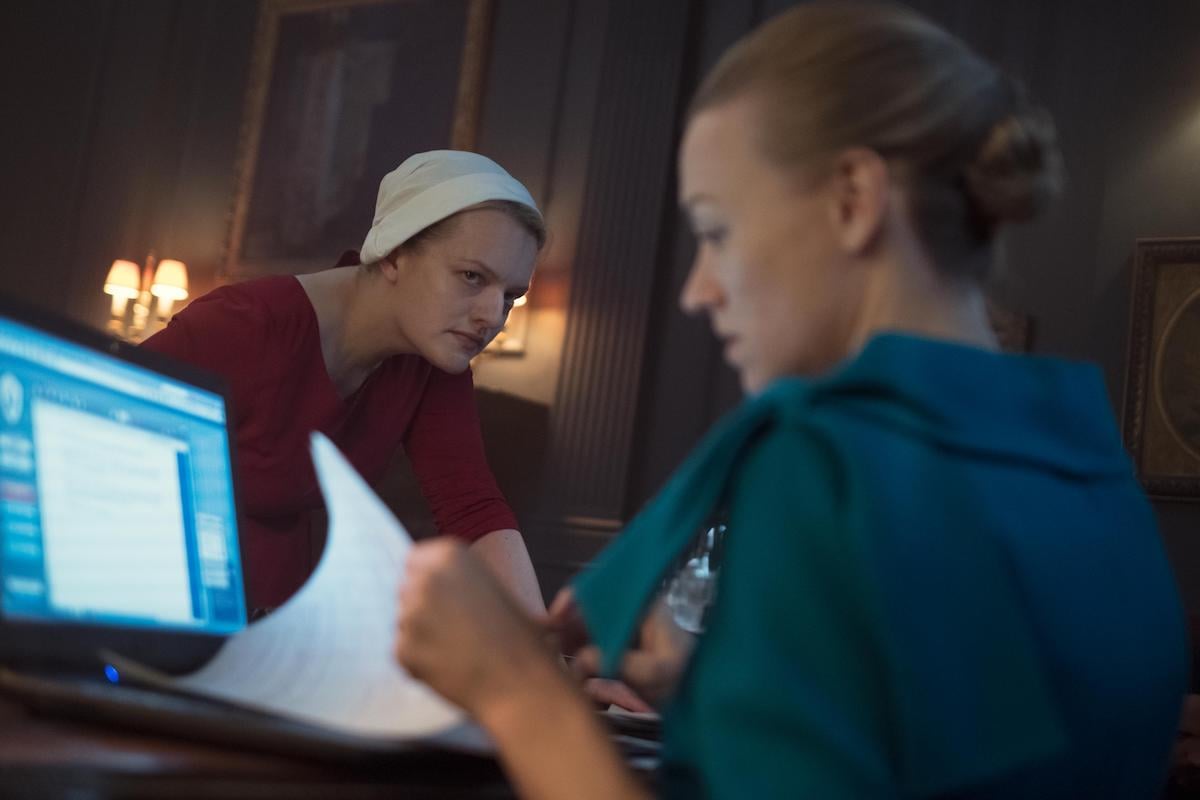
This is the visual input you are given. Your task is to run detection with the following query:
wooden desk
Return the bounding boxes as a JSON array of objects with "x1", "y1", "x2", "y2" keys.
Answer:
[{"x1": 0, "y1": 696, "x2": 515, "y2": 799}]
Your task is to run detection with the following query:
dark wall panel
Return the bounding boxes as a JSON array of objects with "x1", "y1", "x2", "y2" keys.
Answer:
[
  {"x1": 475, "y1": 0, "x2": 573, "y2": 210},
  {"x1": 0, "y1": 0, "x2": 260, "y2": 327},
  {"x1": 544, "y1": 0, "x2": 692, "y2": 522},
  {"x1": 0, "y1": 1, "x2": 113, "y2": 312},
  {"x1": 4, "y1": 0, "x2": 1200, "y2": 611},
  {"x1": 627, "y1": 0, "x2": 753, "y2": 509},
  {"x1": 1085, "y1": 0, "x2": 1200, "y2": 612},
  {"x1": 144, "y1": 1, "x2": 260, "y2": 307},
  {"x1": 526, "y1": 0, "x2": 694, "y2": 597}
]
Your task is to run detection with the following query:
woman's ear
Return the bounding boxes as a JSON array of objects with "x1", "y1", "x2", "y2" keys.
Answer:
[
  {"x1": 825, "y1": 147, "x2": 890, "y2": 255},
  {"x1": 378, "y1": 251, "x2": 403, "y2": 284}
]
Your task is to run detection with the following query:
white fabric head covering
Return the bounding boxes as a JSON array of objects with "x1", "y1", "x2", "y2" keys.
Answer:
[{"x1": 359, "y1": 150, "x2": 541, "y2": 264}]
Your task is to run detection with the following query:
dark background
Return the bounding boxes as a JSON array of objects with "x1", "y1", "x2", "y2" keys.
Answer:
[{"x1": 2, "y1": 0, "x2": 1200, "y2": 607}]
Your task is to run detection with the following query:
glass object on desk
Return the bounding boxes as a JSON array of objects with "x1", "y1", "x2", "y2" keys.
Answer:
[{"x1": 665, "y1": 523, "x2": 725, "y2": 634}]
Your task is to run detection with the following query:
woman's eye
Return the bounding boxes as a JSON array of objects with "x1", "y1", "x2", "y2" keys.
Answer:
[
  {"x1": 697, "y1": 228, "x2": 727, "y2": 246},
  {"x1": 462, "y1": 271, "x2": 483, "y2": 285}
]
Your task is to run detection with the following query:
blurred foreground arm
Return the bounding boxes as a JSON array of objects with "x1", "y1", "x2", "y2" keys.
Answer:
[{"x1": 396, "y1": 540, "x2": 649, "y2": 800}]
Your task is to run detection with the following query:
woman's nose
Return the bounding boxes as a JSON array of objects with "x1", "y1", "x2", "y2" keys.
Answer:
[
  {"x1": 473, "y1": 288, "x2": 508, "y2": 329},
  {"x1": 679, "y1": 251, "x2": 723, "y2": 314}
]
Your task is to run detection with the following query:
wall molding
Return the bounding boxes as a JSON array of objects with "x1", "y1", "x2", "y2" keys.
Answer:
[{"x1": 541, "y1": 0, "x2": 693, "y2": 534}]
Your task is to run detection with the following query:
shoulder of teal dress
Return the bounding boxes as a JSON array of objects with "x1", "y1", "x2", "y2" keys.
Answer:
[
  {"x1": 676, "y1": 417, "x2": 1066, "y2": 797},
  {"x1": 673, "y1": 421, "x2": 895, "y2": 796},
  {"x1": 818, "y1": 333, "x2": 1132, "y2": 479},
  {"x1": 572, "y1": 335, "x2": 1128, "y2": 681},
  {"x1": 571, "y1": 378, "x2": 817, "y2": 678},
  {"x1": 574, "y1": 334, "x2": 1077, "y2": 792}
]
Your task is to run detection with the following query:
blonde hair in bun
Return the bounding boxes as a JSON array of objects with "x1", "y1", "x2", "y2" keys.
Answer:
[
  {"x1": 964, "y1": 106, "x2": 1064, "y2": 227},
  {"x1": 690, "y1": 0, "x2": 1065, "y2": 282}
]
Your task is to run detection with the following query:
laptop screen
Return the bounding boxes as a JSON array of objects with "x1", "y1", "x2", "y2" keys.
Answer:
[{"x1": 0, "y1": 314, "x2": 245, "y2": 636}]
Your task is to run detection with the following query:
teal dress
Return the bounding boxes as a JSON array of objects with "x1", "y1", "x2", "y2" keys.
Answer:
[{"x1": 573, "y1": 334, "x2": 1187, "y2": 799}]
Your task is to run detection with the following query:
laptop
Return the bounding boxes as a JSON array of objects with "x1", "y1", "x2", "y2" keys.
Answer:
[
  {"x1": 0, "y1": 300, "x2": 347, "y2": 756},
  {"x1": 0, "y1": 299, "x2": 246, "y2": 677}
]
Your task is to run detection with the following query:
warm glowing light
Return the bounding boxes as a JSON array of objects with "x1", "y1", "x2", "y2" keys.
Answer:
[
  {"x1": 513, "y1": 295, "x2": 527, "y2": 308},
  {"x1": 103, "y1": 259, "x2": 141, "y2": 316},
  {"x1": 103, "y1": 260, "x2": 141, "y2": 298},
  {"x1": 150, "y1": 259, "x2": 189, "y2": 301},
  {"x1": 150, "y1": 259, "x2": 188, "y2": 318}
]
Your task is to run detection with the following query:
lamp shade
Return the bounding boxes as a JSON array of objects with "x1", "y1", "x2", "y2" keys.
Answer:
[
  {"x1": 103, "y1": 260, "x2": 141, "y2": 298},
  {"x1": 150, "y1": 259, "x2": 189, "y2": 301}
]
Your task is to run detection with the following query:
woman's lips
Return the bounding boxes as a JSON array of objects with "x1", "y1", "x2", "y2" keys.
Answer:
[{"x1": 451, "y1": 331, "x2": 485, "y2": 352}]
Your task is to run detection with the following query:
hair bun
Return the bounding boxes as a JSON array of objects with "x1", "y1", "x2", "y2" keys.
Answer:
[{"x1": 963, "y1": 108, "x2": 1064, "y2": 227}]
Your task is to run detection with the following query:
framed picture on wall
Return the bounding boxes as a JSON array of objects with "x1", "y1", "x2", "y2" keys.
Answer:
[
  {"x1": 221, "y1": 0, "x2": 494, "y2": 280},
  {"x1": 1122, "y1": 237, "x2": 1200, "y2": 500}
]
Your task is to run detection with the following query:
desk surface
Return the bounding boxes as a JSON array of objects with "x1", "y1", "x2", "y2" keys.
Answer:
[{"x1": 0, "y1": 696, "x2": 515, "y2": 799}]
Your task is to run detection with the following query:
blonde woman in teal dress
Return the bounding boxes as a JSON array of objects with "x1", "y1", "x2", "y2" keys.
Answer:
[{"x1": 393, "y1": 3, "x2": 1187, "y2": 797}]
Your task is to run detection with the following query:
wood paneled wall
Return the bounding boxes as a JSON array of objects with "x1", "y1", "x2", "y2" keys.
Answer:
[{"x1": 4, "y1": 0, "x2": 1200, "y2": 607}]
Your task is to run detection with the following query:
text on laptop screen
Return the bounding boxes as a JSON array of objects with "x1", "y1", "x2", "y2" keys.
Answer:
[{"x1": 0, "y1": 316, "x2": 245, "y2": 634}]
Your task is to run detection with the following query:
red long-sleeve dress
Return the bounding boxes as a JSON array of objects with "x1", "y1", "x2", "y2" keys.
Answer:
[{"x1": 142, "y1": 270, "x2": 516, "y2": 608}]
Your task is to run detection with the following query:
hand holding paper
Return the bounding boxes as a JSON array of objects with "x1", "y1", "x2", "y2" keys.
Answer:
[
  {"x1": 162, "y1": 432, "x2": 484, "y2": 747},
  {"x1": 397, "y1": 537, "x2": 562, "y2": 723}
]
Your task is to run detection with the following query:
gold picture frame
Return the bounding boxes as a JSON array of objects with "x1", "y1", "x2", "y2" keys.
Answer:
[
  {"x1": 1122, "y1": 237, "x2": 1200, "y2": 499},
  {"x1": 221, "y1": 0, "x2": 494, "y2": 280}
]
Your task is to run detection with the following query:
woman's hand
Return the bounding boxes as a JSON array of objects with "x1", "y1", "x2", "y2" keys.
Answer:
[
  {"x1": 548, "y1": 588, "x2": 696, "y2": 709},
  {"x1": 395, "y1": 539, "x2": 559, "y2": 719},
  {"x1": 397, "y1": 542, "x2": 650, "y2": 800}
]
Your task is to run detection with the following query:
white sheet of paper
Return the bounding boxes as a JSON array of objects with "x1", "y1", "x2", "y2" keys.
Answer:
[{"x1": 167, "y1": 432, "x2": 486, "y2": 748}]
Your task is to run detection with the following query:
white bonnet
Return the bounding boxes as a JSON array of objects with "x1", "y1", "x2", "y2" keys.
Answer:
[{"x1": 359, "y1": 150, "x2": 541, "y2": 264}]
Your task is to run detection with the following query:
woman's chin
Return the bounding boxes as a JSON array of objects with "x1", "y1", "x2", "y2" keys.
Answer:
[
  {"x1": 740, "y1": 365, "x2": 794, "y2": 395},
  {"x1": 423, "y1": 347, "x2": 473, "y2": 374},
  {"x1": 741, "y1": 373, "x2": 768, "y2": 395},
  {"x1": 731, "y1": 358, "x2": 768, "y2": 395}
]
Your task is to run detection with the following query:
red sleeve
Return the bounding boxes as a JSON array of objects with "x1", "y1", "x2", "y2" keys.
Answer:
[
  {"x1": 140, "y1": 290, "x2": 268, "y2": 426},
  {"x1": 403, "y1": 368, "x2": 518, "y2": 542}
]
